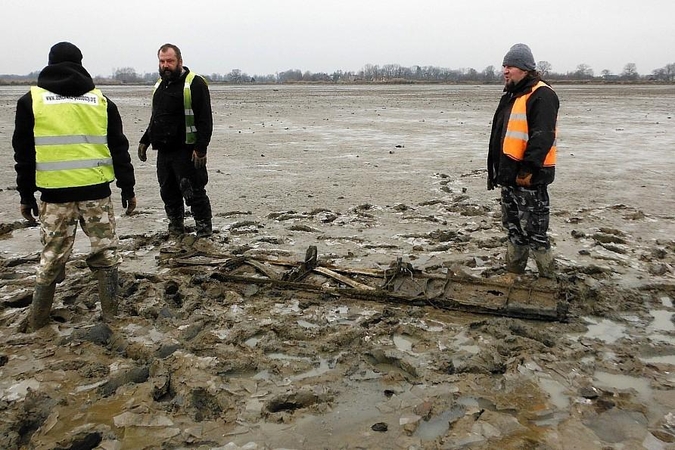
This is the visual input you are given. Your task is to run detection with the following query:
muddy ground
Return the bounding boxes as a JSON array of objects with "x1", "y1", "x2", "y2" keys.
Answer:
[{"x1": 0, "y1": 84, "x2": 674, "y2": 449}]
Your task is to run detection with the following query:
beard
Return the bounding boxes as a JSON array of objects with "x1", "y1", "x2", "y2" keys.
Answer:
[{"x1": 159, "y1": 66, "x2": 182, "y2": 81}]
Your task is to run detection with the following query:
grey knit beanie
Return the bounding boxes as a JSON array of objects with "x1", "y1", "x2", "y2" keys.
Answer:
[{"x1": 502, "y1": 43, "x2": 536, "y2": 71}]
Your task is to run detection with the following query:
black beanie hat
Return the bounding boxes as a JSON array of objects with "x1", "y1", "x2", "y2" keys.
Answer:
[{"x1": 48, "y1": 42, "x2": 83, "y2": 65}]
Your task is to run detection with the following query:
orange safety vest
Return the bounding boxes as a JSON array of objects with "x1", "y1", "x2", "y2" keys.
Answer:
[{"x1": 503, "y1": 81, "x2": 557, "y2": 167}]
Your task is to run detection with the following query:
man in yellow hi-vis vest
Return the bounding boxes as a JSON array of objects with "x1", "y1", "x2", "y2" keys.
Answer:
[
  {"x1": 13, "y1": 42, "x2": 137, "y2": 331},
  {"x1": 487, "y1": 43, "x2": 559, "y2": 279},
  {"x1": 138, "y1": 43, "x2": 213, "y2": 239}
]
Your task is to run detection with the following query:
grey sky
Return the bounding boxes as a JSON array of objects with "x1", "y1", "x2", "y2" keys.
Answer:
[{"x1": 3, "y1": 0, "x2": 674, "y2": 77}]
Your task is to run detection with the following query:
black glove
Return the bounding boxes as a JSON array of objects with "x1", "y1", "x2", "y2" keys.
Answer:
[
  {"x1": 487, "y1": 178, "x2": 495, "y2": 191},
  {"x1": 20, "y1": 199, "x2": 39, "y2": 223},
  {"x1": 121, "y1": 194, "x2": 137, "y2": 215},
  {"x1": 138, "y1": 143, "x2": 148, "y2": 162}
]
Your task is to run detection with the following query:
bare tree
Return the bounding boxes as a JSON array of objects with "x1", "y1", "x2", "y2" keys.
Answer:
[
  {"x1": 537, "y1": 60, "x2": 552, "y2": 76},
  {"x1": 112, "y1": 67, "x2": 139, "y2": 83},
  {"x1": 621, "y1": 63, "x2": 639, "y2": 80},
  {"x1": 481, "y1": 65, "x2": 498, "y2": 83},
  {"x1": 574, "y1": 64, "x2": 594, "y2": 79}
]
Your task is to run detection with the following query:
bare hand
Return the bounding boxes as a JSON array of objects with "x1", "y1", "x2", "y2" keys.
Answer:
[
  {"x1": 516, "y1": 172, "x2": 533, "y2": 187},
  {"x1": 192, "y1": 150, "x2": 207, "y2": 169}
]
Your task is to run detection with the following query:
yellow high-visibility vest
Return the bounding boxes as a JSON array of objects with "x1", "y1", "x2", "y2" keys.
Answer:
[
  {"x1": 503, "y1": 81, "x2": 557, "y2": 167},
  {"x1": 153, "y1": 71, "x2": 200, "y2": 144},
  {"x1": 31, "y1": 87, "x2": 114, "y2": 189}
]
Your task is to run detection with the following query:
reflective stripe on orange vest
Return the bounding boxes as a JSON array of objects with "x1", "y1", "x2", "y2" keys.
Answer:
[{"x1": 503, "y1": 81, "x2": 557, "y2": 167}]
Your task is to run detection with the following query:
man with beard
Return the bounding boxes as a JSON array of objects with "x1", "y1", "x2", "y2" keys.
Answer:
[
  {"x1": 487, "y1": 43, "x2": 559, "y2": 279},
  {"x1": 13, "y1": 42, "x2": 136, "y2": 330},
  {"x1": 138, "y1": 43, "x2": 213, "y2": 238}
]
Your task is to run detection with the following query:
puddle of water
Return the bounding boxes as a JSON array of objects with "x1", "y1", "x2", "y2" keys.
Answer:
[
  {"x1": 452, "y1": 330, "x2": 481, "y2": 354},
  {"x1": 415, "y1": 405, "x2": 465, "y2": 441},
  {"x1": 580, "y1": 317, "x2": 628, "y2": 343},
  {"x1": 271, "y1": 299, "x2": 300, "y2": 315},
  {"x1": 649, "y1": 334, "x2": 675, "y2": 345},
  {"x1": 538, "y1": 377, "x2": 569, "y2": 410},
  {"x1": 647, "y1": 310, "x2": 675, "y2": 333},
  {"x1": 297, "y1": 319, "x2": 320, "y2": 329},
  {"x1": 640, "y1": 355, "x2": 675, "y2": 365},
  {"x1": 244, "y1": 334, "x2": 263, "y2": 348},
  {"x1": 266, "y1": 353, "x2": 333, "y2": 381},
  {"x1": 393, "y1": 334, "x2": 414, "y2": 353},
  {"x1": 121, "y1": 246, "x2": 158, "y2": 273},
  {"x1": 594, "y1": 371, "x2": 652, "y2": 403}
]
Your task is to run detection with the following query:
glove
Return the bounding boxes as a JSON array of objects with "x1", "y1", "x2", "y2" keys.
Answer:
[
  {"x1": 487, "y1": 178, "x2": 495, "y2": 191},
  {"x1": 516, "y1": 172, "x2": 533, "y2": 188},
  {"x1": 138, "y1": 143, "x2": 148, "y2": 162},
  {"x1": 191, "y1": 150, "x2": 207, "y2": 169},
  {"x1": 121, "y1": 194, "x2": 137, "y2": 215},
  {"x1": 20, "y1": 200, "x2": 39, "y2": 223}
]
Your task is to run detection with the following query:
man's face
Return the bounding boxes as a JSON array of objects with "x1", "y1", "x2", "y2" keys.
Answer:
[
  {"x1": 503, "y1": 65, "x2": 527, "y2": 88},
  {"x1": 158, "y1": 49, "x2": 182, "y2": 80}
]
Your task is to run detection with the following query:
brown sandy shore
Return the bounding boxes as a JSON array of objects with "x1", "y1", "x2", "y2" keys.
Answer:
[{"x1": 0, "y1": 84, "x2": 675, "y2": 449}]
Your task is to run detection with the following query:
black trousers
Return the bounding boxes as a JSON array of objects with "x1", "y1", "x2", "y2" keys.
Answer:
[
  {"x1": 156, "y1": 149, "x2": 212, "y2": 223},
  {"x1": 501, "y1": 185, "x2": 551, "y2": 250}
]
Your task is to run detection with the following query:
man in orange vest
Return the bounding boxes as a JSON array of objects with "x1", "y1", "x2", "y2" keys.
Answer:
[{"x1": 487, "y1": 43, "x2": 559, "y2": 278}]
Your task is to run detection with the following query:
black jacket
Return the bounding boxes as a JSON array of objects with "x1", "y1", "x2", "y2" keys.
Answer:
[
  {"x1": 13, "y1": 62, "x2": 135, "y2": 205},
  {"x1": 487, "y1": 75, "x2": 559, "y2": 189},
  {"x1": 139, "y1": 68, "x2": 213, "y2": 154}
]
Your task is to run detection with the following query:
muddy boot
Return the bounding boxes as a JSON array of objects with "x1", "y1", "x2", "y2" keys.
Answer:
[
  {"x1": 505, "y1": 242, "x2": 529, "y2": 274},
  {"x1": 532, "y1": 247, "x2": 556, "y2": 279},
  {"x1": 195, "y1": 218, "x2": 213, "y2": 238},
  {"x1": 30, "y1": 283, "x2": 56, "y2": 331},
  {"x1": 97, "y1": 267, "x2": 119, "y2": 320},
  {"x1": 168, "y1": 216, "x2": 185, "y2": 237},
  {"x1": 55, "y1": 266, "x2": 66, "y2": 284}
]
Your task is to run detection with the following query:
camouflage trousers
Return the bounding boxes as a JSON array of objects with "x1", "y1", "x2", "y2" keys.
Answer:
[
  {"x1": 36, "y1": 197, "x2": 120, "y2": 285},
  {"x1": 501, "y1": 185, "x2": 551, "y2": 250}
]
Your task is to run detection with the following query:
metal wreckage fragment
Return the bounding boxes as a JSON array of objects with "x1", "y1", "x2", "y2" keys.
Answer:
[{"x1": 164, "y1": 245, "x2": 568, "y2": 322}]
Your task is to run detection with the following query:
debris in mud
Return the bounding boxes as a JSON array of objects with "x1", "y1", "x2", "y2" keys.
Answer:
[{"x1": 1, "y1": 85, "x2": 675, "y2": 449}]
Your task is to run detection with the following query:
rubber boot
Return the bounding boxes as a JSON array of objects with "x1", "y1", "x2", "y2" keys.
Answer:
[
  {"x1": 532, "y1": 247, "x2": 556, "y2": 279},
  {"x1": 505, "y1": 242, "x2": 529, "y2": 274},
  {"x1": 195, "y1": 218, "x2": 213, "y2": 238},
  {"x1": 30, "y1": 283, "x2": 56, "y2": 331},
  {"x1": 97, "y1": 267, "x2": 119, "y2": 320},
  {"x1": 168, "y1": 217, "x2": 185, "y2": 237}
]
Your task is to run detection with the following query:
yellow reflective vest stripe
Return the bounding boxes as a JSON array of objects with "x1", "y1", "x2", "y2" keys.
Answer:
[
  {"x1": 153, "y1": 71, "x2": 199, "y2": 144},
  {"x1": 31, "y1": 87, "x2": 115, "y2": 189},
  {"x1": 503, "y1": 81, "x2": 557, "y2": 167}
]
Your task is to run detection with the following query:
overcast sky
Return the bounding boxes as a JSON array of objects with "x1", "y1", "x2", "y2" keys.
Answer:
[{"x1": 2, "y1": 0, "x2": 674, "y2": 77}]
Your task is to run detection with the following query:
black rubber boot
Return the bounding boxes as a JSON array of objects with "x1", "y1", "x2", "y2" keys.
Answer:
[
  {"x1": 30, "y1": 283, "x2": 56, "y2": 331},
  {"x1": 97, "y1": 267, "x2": 119, "y2": 320},
  {"x1": 168, "y1": 216, "x2": 185, "y2": 236},
  {"x1": 195, "y1": 218, "x2": 213, "y2": 238},
  {"x1": 505, "y1": 242, "x2": 529, "y2": 274}
]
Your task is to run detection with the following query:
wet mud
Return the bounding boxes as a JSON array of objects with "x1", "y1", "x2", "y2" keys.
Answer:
[{"x1": 1, "y1": 84, "x2": 675, "y2": 449}]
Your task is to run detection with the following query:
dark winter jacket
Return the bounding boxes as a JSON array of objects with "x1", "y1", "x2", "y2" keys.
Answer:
[
  {"x1": 139, "y1": 67, "x2": 213, "y2": 154},
  {"x1": 13, "y1": 61, "x2": 135, "y2": 205},
  {"x1": 487, "y1": 74, "x2": 559, "y2": 189}
]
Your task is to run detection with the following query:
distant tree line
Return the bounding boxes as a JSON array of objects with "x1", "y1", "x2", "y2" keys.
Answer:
[{"x1": 2, "y1": 61, "x2": 674, "y2": 85}]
